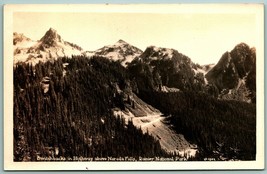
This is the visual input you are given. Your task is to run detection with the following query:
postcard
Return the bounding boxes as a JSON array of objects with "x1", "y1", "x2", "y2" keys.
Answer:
[{"x1": 4, "y1": 4, "x2": 264, "y2": 170}]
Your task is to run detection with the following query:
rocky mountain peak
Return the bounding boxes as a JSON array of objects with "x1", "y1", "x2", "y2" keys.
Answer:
[
  {"x1": 140, "y1": 46, "x2": 176, "y2": 61},
  {"x1": 90, "y1": 40, "x2": 143, "y2": 67},
  {"x1": 139, "y1": 46, "x2": 194, "y2": 68},
  {"x1": 116, "y1": 39, "x2": 128, "y2": 45},
  {"x1": 40, "y1": 28, "x2": 63, "y2": 47},
  {"x1": 230, "y1": 42, "x2": 256, "y2": 78},
  {"x1": 13, "y1": 28, "x2": 84, "y2": 64},
  {"x1": 205, "y1": 42, "x2": 256, "y2": 103}
]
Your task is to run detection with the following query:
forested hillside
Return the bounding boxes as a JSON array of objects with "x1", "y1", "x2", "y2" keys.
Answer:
[{"x1": 13, "y1": 56, "x2": 168, "y2": 161}]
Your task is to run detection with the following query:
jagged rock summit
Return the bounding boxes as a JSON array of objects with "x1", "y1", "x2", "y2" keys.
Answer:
[
  {"x1": 14, "y1": 28, "x2": 84, "y2": 64},
  {"x1": 205, "y1": 42, "x2": 256, "y2": 103},
  {"x1": 39, "y1": 28, "x2": 64, "y2": 47}
]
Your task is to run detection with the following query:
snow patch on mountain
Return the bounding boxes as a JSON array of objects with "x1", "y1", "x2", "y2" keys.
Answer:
[
  {"x1": 140, "y1": 46, "x2": 176, "y2": 61},
  {"x1": 192, "y1": 67, "x2": 205, "y2": 75},
  {"x1": 89, "y1": 39, "x2": 143, "y2": 67},
  {"x1": 202, "y1": 64, "x2": 215, "y2": 73},
  {"x1": 161, "y1": 86, "x2": 180, "y2": 93},
  {"x1": 83, "y1": 51, "x2": 95, "y2": 57},
  {"x1": 192, "y1": 66, "x2": 211, "y2": 85}
]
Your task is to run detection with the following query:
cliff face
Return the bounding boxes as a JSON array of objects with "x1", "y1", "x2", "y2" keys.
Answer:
[{"x1": 206, "y1": 43, "x2": 256, "y2": 103}]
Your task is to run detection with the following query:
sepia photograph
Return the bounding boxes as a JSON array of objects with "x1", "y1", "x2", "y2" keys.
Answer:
[{"x1": 4, "y1": 4, "x2": 264, "y2": 170}]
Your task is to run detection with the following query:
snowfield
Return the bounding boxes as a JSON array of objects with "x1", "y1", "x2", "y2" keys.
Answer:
[
  {"x1": 146, "y1": 46, "x2": 175, "y2": 60},
  {"x1": 90, "y1": 40, "x2": 143, "y2": 67},
  {"x1": 14, "y1": 41, "x2": 83, "y2": 65}
]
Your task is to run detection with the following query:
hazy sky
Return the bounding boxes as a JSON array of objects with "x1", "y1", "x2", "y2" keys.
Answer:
[{"x1": 14, "y1": 11, "x2": 258, "y2": 65}]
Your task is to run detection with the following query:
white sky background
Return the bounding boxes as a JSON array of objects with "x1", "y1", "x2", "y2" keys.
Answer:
[{"x1": 14, "y1": 11, "x2": 257, "y2": 65}]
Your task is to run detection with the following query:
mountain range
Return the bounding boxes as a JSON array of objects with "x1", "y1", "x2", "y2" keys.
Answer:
[
  {"x1": 13, "y1": 28, "x2": 256, "y2": 161},
  {"x1": 13, "y1": 28, "x2": 256, "y2": 104}
]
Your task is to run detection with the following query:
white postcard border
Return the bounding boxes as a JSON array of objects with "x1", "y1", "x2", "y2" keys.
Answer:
[{"x1": 4, "y1": 4, "x2": 264, "y2": 170}]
